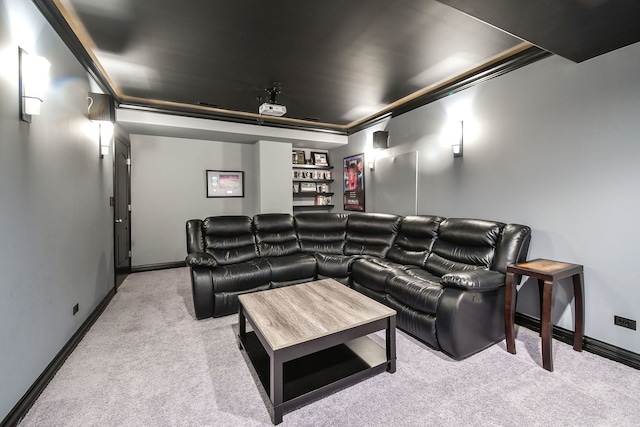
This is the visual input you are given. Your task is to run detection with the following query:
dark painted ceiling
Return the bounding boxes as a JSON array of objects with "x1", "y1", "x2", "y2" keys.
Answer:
[
  {"x1": 440, "y1": 0, "x2": 640, "y2": 63},
  {"x1": 36, "y1": 0, "x2": 640, "y2": 133}
]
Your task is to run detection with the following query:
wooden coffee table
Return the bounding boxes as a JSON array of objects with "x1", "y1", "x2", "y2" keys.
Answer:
[{"x1": 238, "y1": 278, "x2": 396, "y2": 424}]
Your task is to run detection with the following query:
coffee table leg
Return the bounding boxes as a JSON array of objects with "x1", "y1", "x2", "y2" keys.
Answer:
[
  {"x1": 238, "y1": 304, "x2": 245, "y2": 350},
  {"x1": 270, "y1": 354, "x2": 283, "y2": 424},
  {"x1": 386, "y1": 315, "x2": 396, "y2": 373}
]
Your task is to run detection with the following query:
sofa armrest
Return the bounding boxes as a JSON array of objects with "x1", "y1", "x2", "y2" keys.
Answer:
[
  {"x1": 440, "y1": 269, "x2": 505, "y2": 291},
  {"x1": 185, "y1": 252, "x2": 218, "y2": 268}
]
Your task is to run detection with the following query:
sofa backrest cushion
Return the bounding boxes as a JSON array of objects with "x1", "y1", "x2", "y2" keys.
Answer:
[
  {"x1": 345, "y1": 213, "x2": 401, "y2": 257},
  {"x1": 202, "y1": 215, "x2": 258, "y2": 265},
  {"x1": 425, "y1": 218, "x2": 504, "y2": 277},
  {"x1": 253, "y1": 213, "x2": 300, "y2": 257},
  {"x1": 294, "y1": 212, "x2": 348, "y2": 254},
  {"x1": 386, "y1": 215, "x2": 445, "y2": 266}
]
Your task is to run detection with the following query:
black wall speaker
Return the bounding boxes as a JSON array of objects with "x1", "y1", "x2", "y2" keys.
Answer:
[{"x1": 373, "y1": 131, "x2": 389, "y2": 149}]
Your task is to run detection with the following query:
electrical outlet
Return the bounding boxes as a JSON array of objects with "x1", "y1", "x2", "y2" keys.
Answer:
[
  {"x1": 614, "y1": 315, "x2": 636, "y2": 330},
  {"x1": 73, "y1": 303, "x2": 79, "y2": 316}
]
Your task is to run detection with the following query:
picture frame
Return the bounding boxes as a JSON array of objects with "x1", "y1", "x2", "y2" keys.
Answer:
[
  {"x1": 206, "y1": 170, "x2": 244, "y2": 198},
  {"x1": 300, "y1": 182, "x2": 317, "y2": 193},
  {"x1": 292, "y1": 150, "x2": 306, "y2": 165},
  {"x1": 343, "y1": 153, "x2": 365, "y2": 211},
  {"x1": 311, "y1": 151, "x2": 329, "y2": 166}
]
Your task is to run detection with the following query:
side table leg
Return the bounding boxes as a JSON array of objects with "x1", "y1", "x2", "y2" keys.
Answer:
[
  {"x1": 541, "y1": 280, "x2": 554, "y2": 371},
  {"x1": 504, "y1": 272, "x2": 517, "y2": 354},
  {"x1": 572, "y1": 272, "x2": 585, "y2": 352},
  {"x1": 537, "y1": 279, "x2": 545, "y2": 337}
]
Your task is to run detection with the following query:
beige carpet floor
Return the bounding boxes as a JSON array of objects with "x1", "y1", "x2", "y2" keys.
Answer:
[{"x1": 20, "y1": 267, "x2": 640, "y2": 426}]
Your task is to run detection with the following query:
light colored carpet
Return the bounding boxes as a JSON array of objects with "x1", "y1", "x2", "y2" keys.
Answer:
[{"x1": 20, "y1": 267, "x2": 640, "y2": 426}]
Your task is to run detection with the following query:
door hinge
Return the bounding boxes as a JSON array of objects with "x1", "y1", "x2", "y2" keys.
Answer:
[
  {"x1": 128, "y1": 250, "x2": 132, "y2": 258},
  {"x1": 128, "y1": 204, "x2": 132, "y2": 212},
  {"x1": 126, "y1": 158, "x2": 131, "y2": 166},
  {"x1": 109, "y1": 196, "x2": 115, "y2": 206}
]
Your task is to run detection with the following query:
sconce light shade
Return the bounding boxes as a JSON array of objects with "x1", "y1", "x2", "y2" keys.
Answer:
[
  {"x1": 452, "y1": 121, "x2": 463, "y2": 158},
  {"x1": 88, "y1": 93, "x2": 115, "y2": 159},
  {"x1": 373, "y1": 131, "x2": 389, "y2": 150},
  {"x1": 88, "y1": 93, "x2": 115, "y2": 123},
  {"x1": 19, "y1": 48, "x2": 51, "y2": 122}
]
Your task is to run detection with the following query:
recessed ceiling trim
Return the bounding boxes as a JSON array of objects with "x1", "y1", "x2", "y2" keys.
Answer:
[
  {"x1": 346, "y1": 41, "x2": 533, "y2": 130},
  {"x1": 119, "y1": 96, "x2": 349, "y2": 133},
  {"x1": 52, "y1": 0, "x2": 121, "y2": 96},
  {"x1": 117, "y1": 102, "x2": 350, "y2": 136},
  {"x1": 35, "y1": 0, "x2": 549, "y2": 136}
]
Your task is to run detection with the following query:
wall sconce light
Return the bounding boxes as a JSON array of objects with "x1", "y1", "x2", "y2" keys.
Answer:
[
  {"x1": 452, "y1": 121, "x2": 463, "y2": 158},
  {"x1": 88, "y1": 93, "x2": 116, "y2": 159},
  {"x1": 19, "y1": 48, "x2": 51, "y2": 122},
  {"x1": 370, "y1": 130, "x2": 389, "y2": 170}
]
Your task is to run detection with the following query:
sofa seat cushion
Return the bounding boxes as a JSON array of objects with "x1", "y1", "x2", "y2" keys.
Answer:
[
  {"x1": 386, "y1": 272, "x2": 443, "y2": 315},
  {"x1": 264, "y1": 253, "x2": 317, "y2": 283},
  {"x1": 210, "y1": 259, "x2": 271, "y2": 293},
  {"x1": 314, "y1": 253, "x2": 359, "y2": 278}
]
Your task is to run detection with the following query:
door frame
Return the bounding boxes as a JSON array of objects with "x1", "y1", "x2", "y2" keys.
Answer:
[{"x1": 113, "y1": 126, "x2": 132, "y2": 289}]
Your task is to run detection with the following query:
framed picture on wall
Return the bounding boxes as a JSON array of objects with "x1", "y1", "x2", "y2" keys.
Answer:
[
  {"x1": 206, "y1": 170, "x2": 244, "y2": 198},
  {"x1": 292, "y1": 150, "x2": 306, "y2": 165},
  {"x1": 311, "y1": 151, "x2": 329, "y2": 166},
  {"x1": 343, "y1": 153, "x2": 365, "y2": 211}
]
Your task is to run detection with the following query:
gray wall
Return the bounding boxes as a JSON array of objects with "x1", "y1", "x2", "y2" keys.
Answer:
[
  {"x1": 130, "y1": 135, "x2": 293, "y2": 267},
  {"x1": 255, "y1": 140, "x2": 293, "y2": 214},
  {"x1": 0, "y1": 0, "x2": 114, "y2": 419},
  {"x1": 333, "y1": 43, "x2": 640, "y2": 354}
]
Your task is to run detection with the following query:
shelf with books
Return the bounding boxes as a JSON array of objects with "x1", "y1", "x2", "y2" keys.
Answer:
[
  {"x1": 292, "y1": 150, "x2": 333, "y2": 211},
  {"x1": 294, "y1": 192, "x2": 334, "y2": 198}
]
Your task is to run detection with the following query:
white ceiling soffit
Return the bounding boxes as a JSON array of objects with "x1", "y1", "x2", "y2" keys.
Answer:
[{"x1": 116, "y1": 108, "x2": 349, "y2": 149}]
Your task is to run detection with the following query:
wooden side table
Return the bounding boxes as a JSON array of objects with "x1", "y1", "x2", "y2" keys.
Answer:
[{"x1": 504, "y1": 258, "x2": 584, "y2": 371}]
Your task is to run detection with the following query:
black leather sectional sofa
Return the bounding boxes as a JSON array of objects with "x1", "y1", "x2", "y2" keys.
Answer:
[{"x1": 185, "y1": 212, "x2": 531, "y2": 360}]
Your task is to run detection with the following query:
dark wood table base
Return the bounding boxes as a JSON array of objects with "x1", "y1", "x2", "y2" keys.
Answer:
[
  {"x1": 505, "y1": 258, "x2": 584, "y2": 372},
  {"x1": 236, "y1": 280, "x2": 396, "y2": 424}
]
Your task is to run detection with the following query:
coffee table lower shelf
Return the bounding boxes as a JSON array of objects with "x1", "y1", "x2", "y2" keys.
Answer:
[{"x1": 239, "y1": 331, "x2": 390, "y2": 423}]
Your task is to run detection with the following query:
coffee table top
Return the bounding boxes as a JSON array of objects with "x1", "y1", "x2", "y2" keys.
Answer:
[{"x1": 238, "y1": 279, "x2": 396, "y2": 351}]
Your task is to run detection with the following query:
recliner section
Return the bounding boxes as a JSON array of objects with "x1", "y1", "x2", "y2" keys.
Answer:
[{"x1": 185, "y1": 212, "x2": 531, "y2": 359}]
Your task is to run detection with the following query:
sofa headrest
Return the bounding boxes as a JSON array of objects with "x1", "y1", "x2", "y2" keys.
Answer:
[
  {"x1": 253, "y1": 213, "x2": 299, "y2": 257},
  {"x1": 437, "y1": 218, "x2": 504, "y2": 246},
  {"x1": 345, "y1": 213, "x2": 401, "y2": 257},
  {"x1": 426, "y1": 218, "x2": 504, "y2": 277},
  {"x1": 203, "y1": 215, "x2": 253, "y2": 236},
  {"x1": 252, "y1": 213, "x2": 295, "y2": 232},
  {"x1": 386, "y1": 215, "x2": 445, "y2": 266},
  {"x1": 202, "y1": 215, "x2": 258, "y2": 265},
  {"x1": 295, "y1": 213, "x2": 349, "y2": 254}
]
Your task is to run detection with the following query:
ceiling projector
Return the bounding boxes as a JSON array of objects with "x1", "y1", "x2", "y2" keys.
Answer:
[{"x1": 259, "y1": 102, "x2": 287, "y2": 117}]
